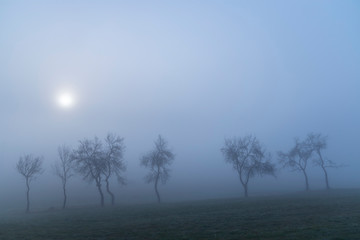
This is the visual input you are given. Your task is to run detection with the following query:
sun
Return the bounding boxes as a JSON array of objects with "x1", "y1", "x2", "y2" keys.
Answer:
[{"x1": 57, "y1": 92, "x2": 74, "y2": 109}]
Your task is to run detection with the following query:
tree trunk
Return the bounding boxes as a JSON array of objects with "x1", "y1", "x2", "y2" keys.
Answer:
[
  {"x1": 238, "y1": 173, "x2": 249, "y2": 198},
  {"x1": 154, "y1": 176, "x2": 161, "y2": 203},
  {"x1": 26, "y1": 178, "x2": 30, "y2": 213},
  {"x1": 243, "y1": 184, "x2": 248, "y2": 198},
  {"x1": 96, "y1": 181, "x2": 104, "y2": 207},
  {"x1": 105, "y1": 178, "x2": 115, "y2": 206},
  {"x1": 302, "y1": 170, "x2": 309, "y2": 191},
  {"x1": 322, "y1": 166, "x2": 330, "y2": 190},
  {"x1": 62, "y1": 183, "x2": 67, "y2": 209}
]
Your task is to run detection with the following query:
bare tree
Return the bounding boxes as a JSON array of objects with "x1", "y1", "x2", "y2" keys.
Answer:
[
  {"x1": 103, "y1": 133, "x2": 126, "y2": 206},
  {"x1": 278, "y1": 138, "x2": 313, "y2": 191},
  {"x1": 221, "y1": 135, "x2": 275, "y2": 197},
  {"x1": 141, "y1": 135, "x2": 175, "y2": 203},
  {"x1": 16, "y1": 155, "x2": 44, "y2": 212},
  {"x1": 53, "y1": 145, "x2": 73, "y2": 209},
  {"x1": 306, "y1": 133, "x2": 337, "y2": 190},
  {"x1": 71, "y1": 137, "x2": 106, "y2": 207}
]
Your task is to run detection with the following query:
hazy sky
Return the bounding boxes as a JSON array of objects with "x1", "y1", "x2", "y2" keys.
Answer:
[{"x1": 0, "y1": 0, "x2": 359, "y2": 208}]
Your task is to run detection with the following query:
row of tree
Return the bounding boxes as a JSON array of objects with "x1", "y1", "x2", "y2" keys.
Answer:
[
  {"x1": 222, "y1": 133, "x2": 337, "y2": 197},
  {"x1": 16, "y1": 134, "x2": 173, "y2": 212},
  {"x1": 16, "y1": 132, "x2": 335, "y2": 212}
]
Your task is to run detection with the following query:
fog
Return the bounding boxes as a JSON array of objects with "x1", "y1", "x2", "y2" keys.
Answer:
[{"x1": 0, "y1": 1, "x2": 359, "y2": 211}]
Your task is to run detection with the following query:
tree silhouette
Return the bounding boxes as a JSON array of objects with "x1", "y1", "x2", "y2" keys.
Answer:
[
  {"x1": 53, "y1": 145, "x2": 73, "y2": 209},
  {"x1": 72, "y1": 137, "x2": 106, "y2": 207},
  {"x1": 103, "y1": 133, "x2": 126, "y2": 206},
  {"x1": 16, "y1": 155, "x2": 44, "y2": 212},
  {"x1": 278, "y1": 138, "x2": 313, "y2": 191},
  {"x1": 141, "y1": 135, "x2": 174, "y2": 203},
  {"x1": 306, "y1": 133, "x2": 337, "y2": 190},
  {"x1": 221, "y1": 135, "x2": 275, "y2": 197}
]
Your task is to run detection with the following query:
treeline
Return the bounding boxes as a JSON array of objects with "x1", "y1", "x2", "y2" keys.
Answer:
[
  {"x1": 16, "y1": 134, "x2": 173, "y2": 212},
  {"x1": 222, "y1": 133, "x2": 337, "y2": 198},
  {"x1": 15, "y1": 132, "x2": 336, "y2": 212}
]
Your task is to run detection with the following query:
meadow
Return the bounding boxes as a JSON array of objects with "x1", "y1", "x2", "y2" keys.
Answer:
[{"x1": 0, "y1": 189, "x2": 359, "y2": 240}]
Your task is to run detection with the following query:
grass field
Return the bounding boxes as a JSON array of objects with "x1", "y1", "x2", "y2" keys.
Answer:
[{"x1": 0, "y1": 189, "x2": 360, "y2": 239}]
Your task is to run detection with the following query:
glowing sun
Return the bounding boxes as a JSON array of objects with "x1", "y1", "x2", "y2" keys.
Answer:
[{"x1": 57, "y1": 92, "x2": 75, "y2": 109}]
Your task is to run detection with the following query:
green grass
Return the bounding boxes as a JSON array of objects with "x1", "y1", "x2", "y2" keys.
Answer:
[{"x1": 1, "y1": 189, "x2": 360, "y2": 239}]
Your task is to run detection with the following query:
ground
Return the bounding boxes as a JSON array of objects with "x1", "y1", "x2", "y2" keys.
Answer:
[{"x1": 0, "y1": 189, "x2": 360, "y2": 239}]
